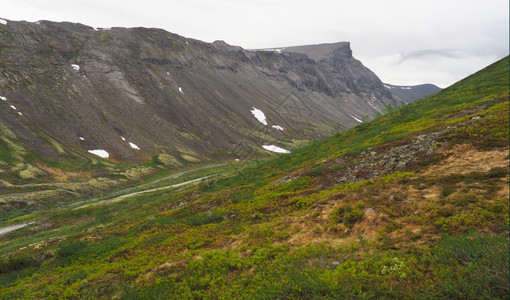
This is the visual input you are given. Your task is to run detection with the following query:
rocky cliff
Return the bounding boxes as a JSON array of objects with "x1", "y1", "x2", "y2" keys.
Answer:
[{"x1": 0, "y1": 19, "x2": 397, "y2": 165}]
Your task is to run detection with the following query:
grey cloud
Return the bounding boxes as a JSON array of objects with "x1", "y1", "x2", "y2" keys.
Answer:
[{"x1": 395, "y1": 50, "x2": 465, "y2": 65}]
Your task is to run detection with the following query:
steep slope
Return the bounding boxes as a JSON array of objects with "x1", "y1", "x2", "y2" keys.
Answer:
[
  {"x1": 0, "y1": 19, "x2": 397, "y2": 169},
  {"x1": 384, "y1": 83, "x2": 442, "y2": 103},
  {"x1": 280, "y1": 42, "x2": 442, "y2": 104},
  {"x1": 282, "y1": 42, "x2": 393, "y2": 105},
  {"x1": 0, "y1": 57, "x2": 507, "y2": 298}
]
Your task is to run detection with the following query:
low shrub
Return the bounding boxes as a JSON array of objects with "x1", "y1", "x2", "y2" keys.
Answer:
[
  {"x1": 305, "y1": 165, "x2": 327, "y2": 177},
  {"x1": 331, "y1": 201, "x2": 365, "y2": 227},
  {"x1": 430, "y1": 232, "x2": 509, "y2": 299},
  {"x1": 184, "y1": 211, "x2": 224, "y2": 226},
  {"x1": 0, "y1": 254, "x2": 34, "y2": 273},
  {"x1": 441, "y1": 186, "x2": 455, "y2": 197}
]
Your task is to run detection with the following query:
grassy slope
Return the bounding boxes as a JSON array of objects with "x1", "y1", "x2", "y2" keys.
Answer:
[{"x1": 0, "y1": 57, "x2": 508, "y2": 299}]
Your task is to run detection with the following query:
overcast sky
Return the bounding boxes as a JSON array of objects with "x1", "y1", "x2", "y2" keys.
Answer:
[{"x1": 1, "y1": 0, "x2": 508, "y2": 87}]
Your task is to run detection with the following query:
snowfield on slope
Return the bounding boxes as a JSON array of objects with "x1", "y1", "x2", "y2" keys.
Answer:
[
  {"x1": 350, "y1": 114, "x2": 363, "y2": 123},
  {"x1": 251, "y1": 107, "x2": 267, "y2": 125},
  {"x1": 129, "y1": 142, "x2": 140, "y2": 150},
  {"x1": 88, "y1": 149, "x2": 109, "y2": 158},
  {"x1": 262, "y1": 145, "x2": 290, "y2": 154}
]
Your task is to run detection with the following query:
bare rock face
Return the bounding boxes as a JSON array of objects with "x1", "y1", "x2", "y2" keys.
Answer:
[{"x1": 0, "y1": 19, "x2": 398, "y2": 165}]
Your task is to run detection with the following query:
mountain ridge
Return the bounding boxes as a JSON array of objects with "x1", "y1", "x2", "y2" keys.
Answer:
[
  {"x1": 383, "y1": 82, "x2": 442, "y2": 103},
  {"x1": 0, "y1": 18, "x2": 397, "y2": 167}
]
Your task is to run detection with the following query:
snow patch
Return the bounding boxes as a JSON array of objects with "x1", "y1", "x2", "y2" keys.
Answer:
[
  {"x1": 79, "y1": 137, "x2": 85, "y2": 141},
  {"x1": 383, "y1": 85, "x2": 393, "y2": 89},
  {"x1": 88, "y1": 149, "x2": 109, "y2": 158},
  {"x1": 121, "y1": 136, "x2": 126, "y2": 141},
  {"x1": 250, "y1": 107, "x2": 267, "y2": 125},
  {"x1": 0, "y1": 96, "x2": 6, "y2": 101},
  {"x1": 0, "y1": 19, "x2": 7, "y2": 25},
  {"x1": 400, "y1": 87, "x2": 411, "y2": 90},
  {"x1": 128, "y1": 142, "x2": 140, "y2": 150},
  {"x1": 179, "y1": 87, "x2": 184, "y2": 94},
  {"x1": 272, "y1": 125, "x2": 284, "y2": 131},
  {"x1": 9, "y1": 105, "x2": 16, "y2": 110},
  {"x1": 17, "y1": 112, "x2": 22, "y2": 116},
  {"x1": 262, "y1": 145, "x2": 290, "y2": 154},
  {"x1": 71, "y1": 64, "x2": 80, "y2": 71},
  {"x1": 350, "y1": 114, "x2": 363, "y2": 123},
  {"x1": 185, "y1": 41, "x2": 189, "y2": 45},
  {"x1": 259, "y1": 48, "x2": 285, "y2": 53},
  {"x1": 166, "y1": 72, "x2": 170, "y2": 75}
]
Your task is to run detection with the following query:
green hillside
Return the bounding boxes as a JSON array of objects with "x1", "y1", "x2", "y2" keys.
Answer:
[{"x1": 0, "y1": 57, "x2": 508, "y2": 299}]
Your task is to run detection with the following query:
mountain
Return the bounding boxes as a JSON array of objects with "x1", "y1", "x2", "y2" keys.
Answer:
[
  {"x1": 0, "y1": 54, "x2": 507, "y2": 298},
  {"x1": 266, "y1": 42, "x2": 391, "y2": 102},
  {"x1": 383, "y1": 83, "x2": 442, "y2": 103},
  {"x1": 0, "y1": 19, "x2": 397, "y2": 171}
]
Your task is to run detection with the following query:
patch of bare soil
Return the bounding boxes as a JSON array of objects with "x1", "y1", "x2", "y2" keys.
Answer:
[
  {"x1": 36, "y1": 163, "x2": 92, "y2": 181},
  {"x1": 422, "y1": 144, "x2": 508, "y2": 177},
  {"x1": 285, "y1": 202, "x2": 385, "y2": 248},
  {"x1": 139, "y1": 259, "x2": 188, "y2": 283},
  {"x1": 497, "y1": 182, "x2": 509, "y2": 198}
]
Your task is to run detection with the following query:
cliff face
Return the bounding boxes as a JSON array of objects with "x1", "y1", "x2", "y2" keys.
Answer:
[{"x1": 0, "y1": 19, "x2": 397, "y2": 164}]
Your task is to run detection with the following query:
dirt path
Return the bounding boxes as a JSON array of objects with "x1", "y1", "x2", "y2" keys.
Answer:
[
  {"x1": 0, "y1": 163, "x2": 229, "y2": 236},
  {"x1": 0, "y1": 163, "x2": 228, "y2": 201},
  {"x1": 0, "y1": 223, "x2": 33, "y2": 236},
  {"x1": 113, "y1": 163, "x2": 228, "y2": 193},
  {"x1": 75, "y1": 174, "x2": 218, "y2": 208},
  {"x1": 67, "y1": 163, "x2": 228, "y2": 208}
]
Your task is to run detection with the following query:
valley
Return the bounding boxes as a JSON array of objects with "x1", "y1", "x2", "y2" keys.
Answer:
[
  {"x1": 0, "y1": 20, "x2": 397, "y2": 167},
  {"x1": 0, "y1": 51, "x2": 508, "y2": 299},
  {"x1": 0, "y1": 19, "x2": 408, "y2": 214}
]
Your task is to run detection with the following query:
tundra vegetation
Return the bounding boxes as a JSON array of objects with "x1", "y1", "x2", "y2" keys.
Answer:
[{"x1": 0, "y1": 57, "x2": 508, "y2": 299}]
